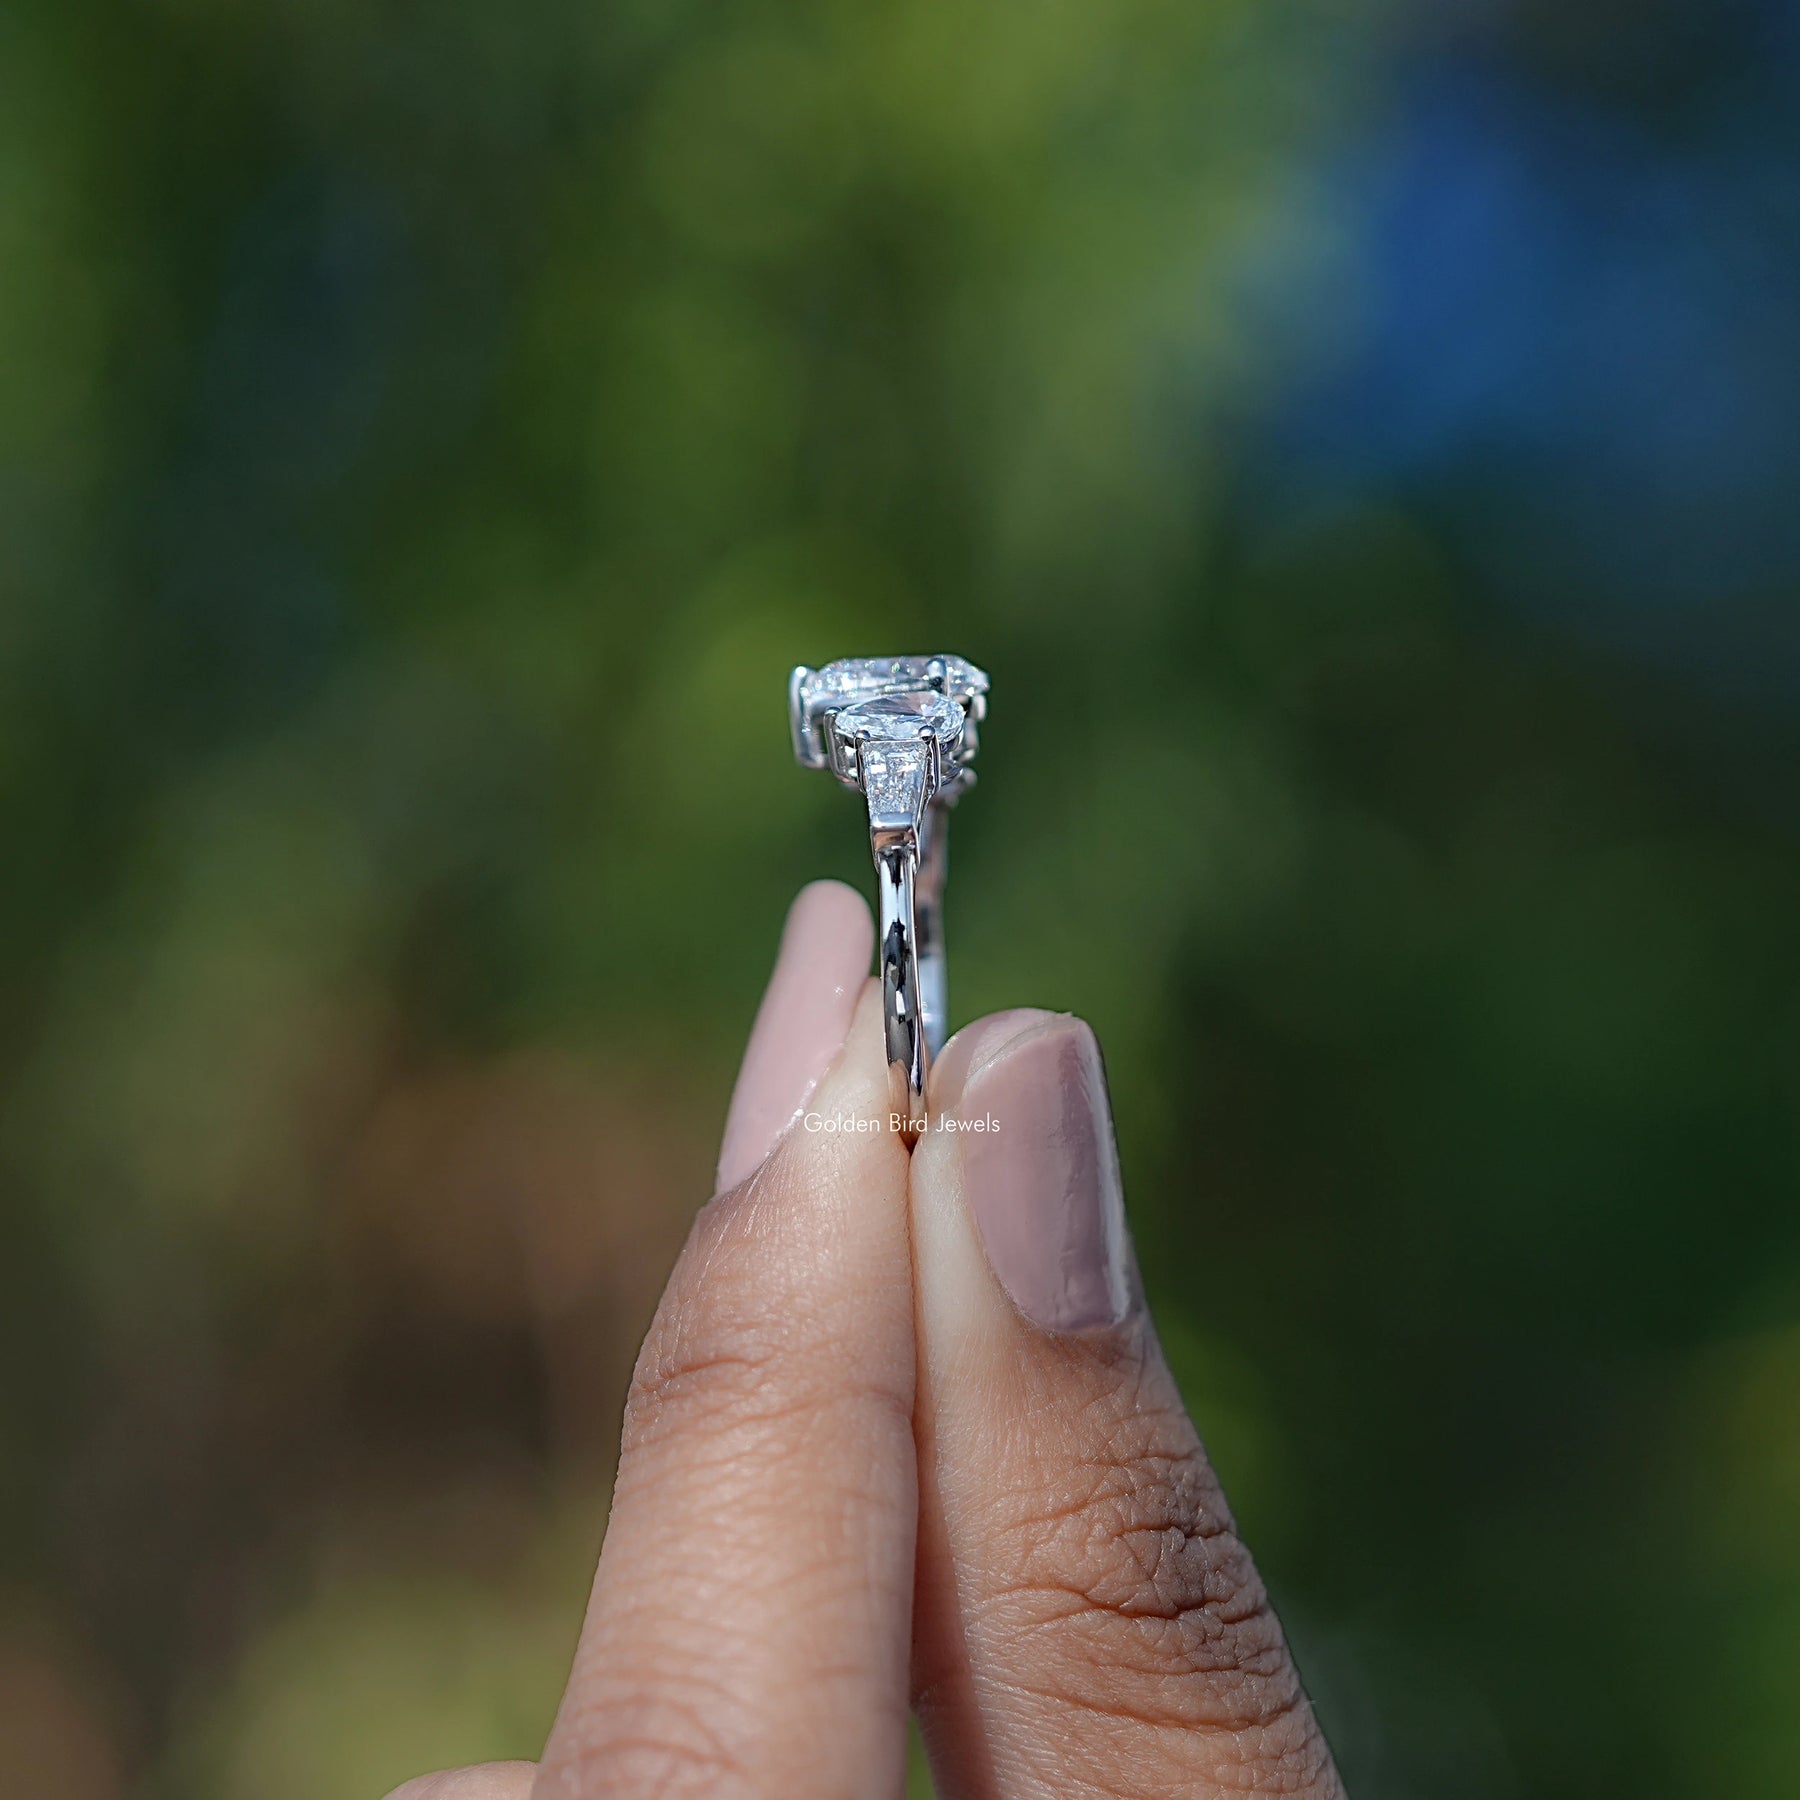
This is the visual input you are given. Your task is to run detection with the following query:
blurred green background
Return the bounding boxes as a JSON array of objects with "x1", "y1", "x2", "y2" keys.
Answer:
[{"x1": 5, "y1": 0, "x2": 1800, "y2": 1794}]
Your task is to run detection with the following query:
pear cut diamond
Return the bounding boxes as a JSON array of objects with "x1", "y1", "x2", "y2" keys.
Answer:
[{"x1": 835, "y1": 689, "x2": 965, "y2": 741}]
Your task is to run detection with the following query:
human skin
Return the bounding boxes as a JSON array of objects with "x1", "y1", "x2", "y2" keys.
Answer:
[{"x1": 387, "y1": 881, "x2": 1343, "y2": 1799}]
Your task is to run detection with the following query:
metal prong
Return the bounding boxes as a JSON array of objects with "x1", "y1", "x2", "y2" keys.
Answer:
[{"x1": 788, "y1": 665, "x2": 822, "y2": 768}]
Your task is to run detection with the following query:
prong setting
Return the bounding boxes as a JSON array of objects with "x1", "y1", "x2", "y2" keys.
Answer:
[{"x1": 790, "y1": 655, "x2": 987, "y2": 782}]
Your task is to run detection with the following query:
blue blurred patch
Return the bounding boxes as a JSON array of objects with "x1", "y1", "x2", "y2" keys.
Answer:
[{"x1": 1261, "y1": 34, "x2": 1800, "y2": 702}]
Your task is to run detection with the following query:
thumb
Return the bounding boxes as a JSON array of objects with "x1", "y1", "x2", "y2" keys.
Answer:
[{"x1": 907, "y1": 1010, "x2": 1343, "y2": 1799}]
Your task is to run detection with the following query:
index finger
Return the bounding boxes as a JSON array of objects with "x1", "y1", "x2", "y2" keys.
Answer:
[{"x1": 534, "y1": 888, "x2": 917, "y2": 1799}]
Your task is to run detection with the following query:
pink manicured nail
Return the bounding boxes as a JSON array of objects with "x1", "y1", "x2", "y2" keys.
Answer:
[
  {"x1": 951, "y1": 1014, "x2": 1131, "y2": 1333},
  {"x1": 716, "y1": 881, "x2": 873, "y2": 1190}
]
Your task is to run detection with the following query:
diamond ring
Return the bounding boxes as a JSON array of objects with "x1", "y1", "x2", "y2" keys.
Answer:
[{"x1": 789, "y1": 655, "x2": 990, "y2": 1143}]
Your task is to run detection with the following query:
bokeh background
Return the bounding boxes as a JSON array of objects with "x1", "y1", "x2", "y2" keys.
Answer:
[{"x1": 5, "y1": 0, "x2": 1800, "y2": 1794}]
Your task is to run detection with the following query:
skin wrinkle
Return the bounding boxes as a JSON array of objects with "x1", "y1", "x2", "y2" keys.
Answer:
[
  {"x1": 590, "y1": 1495, "x2": 916, "y2": 1643},
  {"x1": 623, "y1": 1348, "x2": 914, "y2": 1455},
  {"x1": 566, "y1": 1631, "x2": 908, "y2": 1736},
  {"x1": 590, "y1": 1509, "x2": 912, "y2": 1615},
  {"x1": 618, "y1": 1251, "x2": 916, "y2": 1531},
  {"x1": 560, "y1": 1672, "x2": 756, "y2": 1760},
  {"x1": 983, "y1": 1666, "x2": 1335, "y2": 1799},
  {"x1": 981, "y1": 1452, "x2": 1294, "y2": 1702},
  {"x1": 573, "y1": 1563, "x2": 908, "y2": 1666},
  {"x1": 553, "y1": 1728, "x2": 753, "y2": 1800},
  {"x1": 978, "y1": 1577, "x2": 1290, "y2": 1718},
  {"x1": 932, "y1": 1391, "x2": 1321, "y2": 1771},
  {"x1": 621, "y1": 1152, "x2": 914, "y2": 1468},
  {"x1": 979, "y1": 1428, "x2": 1229, "y2": 1536}
]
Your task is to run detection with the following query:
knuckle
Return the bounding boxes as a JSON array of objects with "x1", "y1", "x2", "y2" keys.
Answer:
[
  {"x1": 618, "y1": 1201, "x2": 910, "y2": 1464},
  {"x1": 626, "y1": 1301, "x2": 782, "y2": 1432},
  {"x1": 545, "y1": 1693, "x2": 756, "y2": 1799},
  {"x1": 620, "y1": 1295, "x2": 800, "y2": 1459},
  {"x1": 994, "y1": 1384, "x2": 1312, "y2": 1748}
]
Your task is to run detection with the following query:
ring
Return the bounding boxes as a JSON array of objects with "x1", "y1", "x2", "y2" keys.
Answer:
[{"x1": 789, "y1": 655, "x2": 990, "y2": 1143}]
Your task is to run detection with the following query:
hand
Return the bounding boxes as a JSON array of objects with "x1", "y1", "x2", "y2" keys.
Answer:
[{"x1": 387, "y1": 881, "x2": 1343, "y2": 1799}]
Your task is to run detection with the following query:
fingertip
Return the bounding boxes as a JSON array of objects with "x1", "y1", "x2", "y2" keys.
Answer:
[
  {"x1": 764, "y1": 974, "x2": 898, "y2": 1165},
  {"x1": 927, "y1": 1007, "x2": 1072, "y2": 1118},
  {"x1": 716, "y1": 881, "x2": 875, "y2": 1190},
  {"x1": 789, "y1": 876, "x2": 876, "y2": 955}
]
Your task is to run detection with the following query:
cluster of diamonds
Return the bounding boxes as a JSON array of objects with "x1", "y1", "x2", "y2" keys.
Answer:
[{"x1": 789, "y1": 656, "x2": 989, "y2": 801}]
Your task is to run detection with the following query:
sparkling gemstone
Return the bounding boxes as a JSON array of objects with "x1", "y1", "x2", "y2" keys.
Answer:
[
  {"x1": 833, "y1": 690, "x2": 966, "y2": 744},
  {"x1": 858, "y1": 739, "x2": 933, "y2": 832},
  {"x1": 798, "y1": 654, "x2": 987, "y2": 720},
  {"x1": 790, "y1": 653, "x2": 988, "y2": 779}
]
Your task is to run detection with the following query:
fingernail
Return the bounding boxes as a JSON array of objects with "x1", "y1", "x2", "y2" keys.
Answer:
[
  {"x1": 949, "y1": 1015, "x2": 1132, "y2": 1332},
  {"x1": 716, "y1": 881, "x2": 873, "y2": 1190}
]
